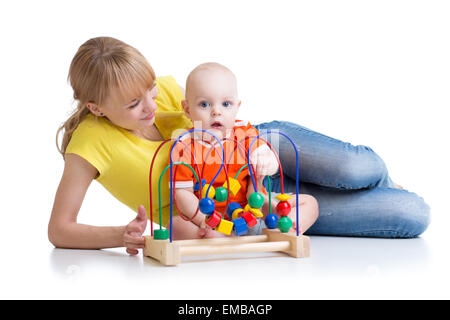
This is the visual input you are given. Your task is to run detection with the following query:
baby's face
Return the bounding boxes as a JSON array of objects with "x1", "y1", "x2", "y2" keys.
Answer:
[{"x1": 183, "y1": 68, "x2": 241, "y2": 139}]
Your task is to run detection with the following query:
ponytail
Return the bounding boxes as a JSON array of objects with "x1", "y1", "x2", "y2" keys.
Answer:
[{"x1": 56, "y1": 102, "x2": 90, "y2": 156}]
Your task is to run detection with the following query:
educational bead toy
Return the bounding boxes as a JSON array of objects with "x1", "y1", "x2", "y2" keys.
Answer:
[
  {"x1": 144, "y1": 229, "x2": 310, "y2": 266},
  {"x1": 276, "y1": 201, "x2": 291, "y2": 217},
  {"x1": 275, "y1": 194, "x2": 291, "y2": 202},
  {"x1": 242, "y1": 211, "x2": 258, "y2": 228},
  {"x1": 278, "y1": 216, "x2": 293, "y2": 233},
  {"x1": 199, "y1": 197, "x2": 215, "y2": 215},
  {"x1": 206, "y1": 211, "x2": 222, "y2": 228},
  {"x1": 194, "y1": 179, "x2": 207, "y2": 192},
  {"x1": 265, "y1": 213, "x2": 279, "y2": 229},
  {"x1": 226, "y1": 202, "x2": 242, "y2": 218},
  {"x1": 145, "y1": 128, "x2": 310, "y2": 265},
  {"x1": 233, "y1": 217, "x2": 248, "y2": 236},
  {"x1": 248, "y1": 192, "x2": 264, "y2": 209},
  {"x1": 244, "y1": 204, "x2": 263, "y2": 218},
  {"x1": 231, "y1": 208, "x2": 244, "y2": 220},
  {"x1": 217, "y1": 219, "x2": 234, "y2": 235},
  {"x1": 214, "y1": 187, "x2": 228, "y2": 202},
  {"x1": 222, "y1": 178, "x2": 241, "y2": 196},
  {"x1": 201, "y1": 184, "x2": 215, "y2": 199},
  {"x1": 154, "y1": 229, "x2": 170, "y2": 240}
]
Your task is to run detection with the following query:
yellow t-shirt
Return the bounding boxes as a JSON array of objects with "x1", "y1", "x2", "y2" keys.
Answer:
[{"x1": 65, "y1": 76, "x2": 193, "y2": 225}]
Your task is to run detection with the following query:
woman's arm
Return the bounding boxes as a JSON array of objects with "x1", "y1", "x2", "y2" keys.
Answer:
[{"x1": 48, "y1": 154, "x2": 129, "y2": 249}]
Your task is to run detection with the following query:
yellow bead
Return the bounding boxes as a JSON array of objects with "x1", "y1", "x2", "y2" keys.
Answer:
[
  {"x1": 231, "y1": 208, "x2": 244, "y2": 220},
  {"x1": 222, "y1": 178, "x2": 241, "y2": 196},
  {"x1": 244, "y1": 204, "x2": 264, "y2": 218},
  {"x1": 275, "y1": 193, "x2": 291, "y2": 201},
  {"x1": 216, "y1": 219, "x2": 234, "y2": 235},
  {"x1": 251, "y1": 209, "x2": 263, "y2": 218},
  {"x1": 201, "y1": 184, "x2": 215, "y2": 199}
]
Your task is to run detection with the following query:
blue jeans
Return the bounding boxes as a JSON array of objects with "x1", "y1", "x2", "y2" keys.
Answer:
[{"x1": 253, "y1": 121, "x2": 430, "y2": 238}]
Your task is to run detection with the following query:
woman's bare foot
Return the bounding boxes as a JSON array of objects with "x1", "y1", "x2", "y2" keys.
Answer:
[{"x1": 394, "y1": 182, "x2": 404, "y2": 189}]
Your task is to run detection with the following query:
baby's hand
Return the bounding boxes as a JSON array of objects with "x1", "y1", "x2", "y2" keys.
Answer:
[
  {"x1": 250, "y1": 145, "x2": 278, "y2": 177},
  {"x1": 123, "y1": 205, "x2": 148, "y2": 255},
  {"x1": 196, "y1": 219, "x2": 228, "y2": 239}
]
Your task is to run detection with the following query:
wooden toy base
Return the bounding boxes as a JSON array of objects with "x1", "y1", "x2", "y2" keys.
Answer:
[{"x1": 144, "y1": 229, "x2": 310, "y2": 266}]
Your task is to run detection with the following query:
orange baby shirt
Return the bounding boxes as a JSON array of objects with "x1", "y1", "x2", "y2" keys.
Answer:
[{"x1": 167, "y1": 120, "x2": 268, "y2": 214}]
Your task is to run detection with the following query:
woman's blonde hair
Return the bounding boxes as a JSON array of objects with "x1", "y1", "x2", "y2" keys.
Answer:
[{"x1": 56, "y1": 37, "x2": 156, "y2": 156}]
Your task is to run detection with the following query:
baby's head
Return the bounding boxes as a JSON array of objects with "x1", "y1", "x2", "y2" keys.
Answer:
[{"x1": 182, "y1": 62, "x2": 241, "y2": 139}]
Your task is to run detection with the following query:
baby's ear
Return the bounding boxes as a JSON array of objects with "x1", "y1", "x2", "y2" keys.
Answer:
[
  {"x1": 237, "y1": 100, "x2": 242, "y2": 108},
  {"x1": 181, "y1": 100, "x2": 190, "y2": 115}
]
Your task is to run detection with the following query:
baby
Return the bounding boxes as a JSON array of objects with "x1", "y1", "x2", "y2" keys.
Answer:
[{"x1": 168, "y1": 62, "x2": 318, "y2": 240}]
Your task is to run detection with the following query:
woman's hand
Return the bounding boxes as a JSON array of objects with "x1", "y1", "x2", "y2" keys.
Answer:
[{"x1": 123, "y1": 205, "x2": 148, "y2": 255}]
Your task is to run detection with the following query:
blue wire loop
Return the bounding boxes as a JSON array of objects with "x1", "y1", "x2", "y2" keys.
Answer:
[
  {"x1": 169, "y1": 129, "x2": 225, "y2": 242},
  {"x1": 247, "y1": 130, "x2": 300, "y2": 236}
]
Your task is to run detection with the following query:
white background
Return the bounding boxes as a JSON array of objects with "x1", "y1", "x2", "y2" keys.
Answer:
[{"x1": 0, "y1": 0, "x2": 449, "y2": 299}]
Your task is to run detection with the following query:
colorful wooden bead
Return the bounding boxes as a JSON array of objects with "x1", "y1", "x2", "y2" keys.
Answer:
[
  {"x1": 231, "y1": 208, "x2": 244, "y2": 220},
  {"x1": 275, "y1": 193, "x2": 291, "y2": 201},
  {"x1": 242, "y1": 211, "x2": 258, "y2": 228},
  {"x1": 205, "y1": 211, "x2": 222, "y2": 228},
  {"x1": 216, "y1": 219, "x2": 234, "y2": 235},
  {"x1": 277, "y1": 216, "x2": 293, "y2": 233},
  {"x1": 264, "y1": 213, "x2": 279, "y2": 229},
  {"x1": 276, "y1": 201, "x2": 291, "y2": 217},
  {"x1": 153, "y1": 229, "x2": 170, "y2": 240},
  {"x1": 193, "y1": 179, "x2": 207, "y2": 192},
  {"x1": 214, "y1": 187, "x2": 228, "y2": 202},
  {"x1": 232, "y1": 217, "x2": 248, "y2": 236},
  {"x1": 244, "y1": 204, "x2": 263, "y2": 218},
  {"x1": 226, "y1": 202, "x2": 242, "y2": 218},
  {"x1": 199, "y1": 197, "x2": 215, "y2": 215},
  {"x1": 222, "y1": 178, "x2": 241, "y2": 196},
  {"x1": 201, "y1": 184, "x2": 215, "y2": 199},
  {"x1": 248, "y1": 192, "x2": 264, "y2": 209}
]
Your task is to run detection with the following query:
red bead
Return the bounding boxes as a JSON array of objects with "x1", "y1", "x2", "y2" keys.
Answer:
[
  {"x1": 276, "y1": 201, "x2": 291, "y2": 216},
  {"x1": 205, "y1": 211, "x2": 222, "y2": 228},
  {"x1": 242, "y1": 211, "x2": 258, "y2": 228}
]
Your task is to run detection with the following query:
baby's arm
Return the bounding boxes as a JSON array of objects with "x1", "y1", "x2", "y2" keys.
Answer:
[
  {"x1": 172, "y1": 187, "x2": 205, "y2": 227},
  {"x1": 167, "y1": 187, "x2": 205, "y2": 241},
  {"x1": 170, "y1": 187, "x2": 227, "y2": 240}
]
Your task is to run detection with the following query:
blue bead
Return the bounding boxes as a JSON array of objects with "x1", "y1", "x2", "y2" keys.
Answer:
[
  {"x1": 194, "y1": 179, "x2": 207, "y2": 192},
  {"x1": 232, "y1": 217, "x2": 248, "y2": 236},
  {"x1": 226, "y1": 202, "x2": 242, "y2": 219},
  {"x1": 265, "y1": 213, "x2": 279, "y2": 229},
  {"x1": 199, "y1": 197, "x2": 215, "y2": 215}
]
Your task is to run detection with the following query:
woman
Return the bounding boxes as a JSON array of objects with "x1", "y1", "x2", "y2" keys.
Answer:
[{"x1": 48, "y1": 37, "x2": 430, "y2": 255}]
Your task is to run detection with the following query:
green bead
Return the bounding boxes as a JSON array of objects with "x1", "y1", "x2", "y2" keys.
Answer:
[
  {"x1": 154, "y1": 229, "x2": 170, "y2": 240},
  {"x1": 277, "y1": 216, "x2": 293, "y2": 233},
  {"x1": 248, "y1": 192, "x2": 264, "y2": 209},
  {"x1": 214, "y1": 187, "x2": 228, "y2": 202}
]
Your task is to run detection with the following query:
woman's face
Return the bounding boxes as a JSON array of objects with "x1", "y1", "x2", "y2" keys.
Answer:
[{"x1": 101, "y1": 85, "x2": 159, "y2": 132}]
